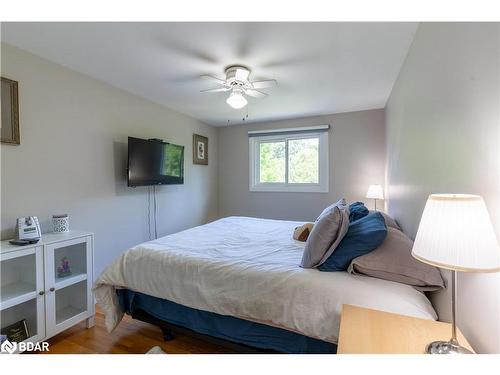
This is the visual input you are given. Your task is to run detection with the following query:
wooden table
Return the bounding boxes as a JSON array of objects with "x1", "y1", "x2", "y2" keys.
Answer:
[{"x1": 337, "y1": 304, "x2": 474, "y2": 354}]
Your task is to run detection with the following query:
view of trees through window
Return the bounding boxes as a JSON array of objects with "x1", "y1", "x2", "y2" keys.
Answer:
[
  {"x1": 259, "y1": 137, "x2": 319, "y2": 184},
  {"x1": 259, "y1": 141, "x2": 285, "y2": 183},
  {"x1": 163, "y1": 143, "x2": 184, "y2": 177},
  {"x1": 288, "y1": 138, "x2": 319, "y2": 183}
]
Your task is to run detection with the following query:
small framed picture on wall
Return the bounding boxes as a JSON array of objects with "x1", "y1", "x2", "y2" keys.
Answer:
[
  {"x1": 193, "y1": 134, "x2": 208, "y2": 165},
  {"x1": 1, "y1": 77, "x2": 20, "y2": 145}
]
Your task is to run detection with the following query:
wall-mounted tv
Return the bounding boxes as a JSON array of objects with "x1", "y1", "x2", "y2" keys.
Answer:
[{"x1": 127, "y1": 137, "x2": 184, "y2": 187}]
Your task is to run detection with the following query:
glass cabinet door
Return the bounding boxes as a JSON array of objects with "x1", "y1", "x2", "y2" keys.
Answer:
[
  {"x1": 44, "y1": 236, "x2": 92, "y2": 336},
  {"x1": 1, "y1": 246, "x2": 45, "y2": 345}
]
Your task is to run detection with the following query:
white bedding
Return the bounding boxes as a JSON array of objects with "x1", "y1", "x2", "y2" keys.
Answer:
[{"x1": 94, "y1": 216, "x2": 437, "y2": 344}]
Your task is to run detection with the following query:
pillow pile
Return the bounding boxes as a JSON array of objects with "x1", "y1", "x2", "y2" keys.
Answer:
[
  {"x1": 301, "y1": 200, "x2": 443, "y2": 291},
  {"x1": 318, "y1": 211, "x2": 387, "y2": 272},
  {"x1": 347, "y1": 227, "x2": 445, "y2": 291},
  {"x1": 300, "y1": 198, "x2": 350, "y2": 268},
  {"x1": 349, "y1": 202, "x2": 369, "y2": 222},
  {"x1": 370, "y1": 210, "x2": 402, "y2": 231}
]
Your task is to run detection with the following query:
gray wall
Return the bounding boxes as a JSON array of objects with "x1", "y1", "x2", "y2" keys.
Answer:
[
  {"x1": 386, "y1": 23, "x2": 500, "y2": 353},
  {"x1": 0, "y1": 44, "x2": 218, "y2": 277},
  {"x1": 218, "y1": 109, "x2": 385, "y2": 221}
]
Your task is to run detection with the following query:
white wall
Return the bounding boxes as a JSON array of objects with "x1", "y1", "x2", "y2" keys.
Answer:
[
  {"x1": 218, "y1": 109, "x2": 385, "y2": 221},
  {"x1": 0, "y1": 44, "x2": 218, "y2": 277},
  {"x1": 386, "y1": 23, "x2": 500, "y2": 353}
]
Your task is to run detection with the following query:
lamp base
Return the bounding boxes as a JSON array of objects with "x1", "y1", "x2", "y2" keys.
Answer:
[{"x1": 426, "y1": 340, "x2": 473, "y2": 354}]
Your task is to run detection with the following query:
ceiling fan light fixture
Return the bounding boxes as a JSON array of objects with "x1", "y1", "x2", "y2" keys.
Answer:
[
  {"x1": 226, "y1": 90, "x2": 248, "y2": 109},
  {"x1": 201, "y1": 65, "x2": 275, "y2": 109}
]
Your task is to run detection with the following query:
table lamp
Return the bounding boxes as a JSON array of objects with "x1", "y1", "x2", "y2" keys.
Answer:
[
  {"x1": 366, "y1": 184, "x2": 384, "y2": 211},
  {"x1": 412, "y1": 194, "x2": 500, "y2": 354}
]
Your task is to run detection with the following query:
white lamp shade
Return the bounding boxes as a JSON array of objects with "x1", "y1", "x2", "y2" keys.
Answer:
[
  {"x1": 412, "y1": 194, "x2": 500, "y2": 272},
  {"x1": 366, "y1": 184, "x2": 384, "y2": 200}
]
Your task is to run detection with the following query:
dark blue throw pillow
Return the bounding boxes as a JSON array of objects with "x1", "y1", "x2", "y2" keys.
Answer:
[
  {"x1": 349, "y1": 201, "x2": 369, "y2": 222},
  {"x1": 318, "y1": 212, "x2": 387, "y2": 272}
]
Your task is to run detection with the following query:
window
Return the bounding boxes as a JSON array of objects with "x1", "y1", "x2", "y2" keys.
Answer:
[{"x1": 249, "y1": 126, "x2": 329, "y2": 192}]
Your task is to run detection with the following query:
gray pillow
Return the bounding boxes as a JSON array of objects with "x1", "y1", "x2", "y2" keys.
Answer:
[
  {"x1": 301, "y1": 199, "x2": 350, "y2": 268},
  {"x1": 347, "y1": 227, "x2": 445, "y2": 291},
  {"x1": 370, "y1": 210, "x2": 402, "y2": 231}
]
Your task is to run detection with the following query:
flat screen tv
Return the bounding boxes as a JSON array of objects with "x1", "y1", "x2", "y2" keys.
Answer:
[{"x1": 127, "y1": 137, "x2": 184, "y2": 187}]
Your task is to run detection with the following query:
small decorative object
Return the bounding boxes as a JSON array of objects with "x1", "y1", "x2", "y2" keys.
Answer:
[
  {"x1": 52, "y1": 214, "x2": 69, "y2": 233},
  {"x1": 1, "y1": 77, "x2": 20, "y2": 145},
  {"x1": 366, "y1": 184, "x2": 384, "y2": 211},
  {"x1": 57, "y1": 256, "x2": 72, "y2": 278},
  {"x1": 1, "y1": 319, "x2": 29, "y2": 343},
  {"x1": 193, "y1": 134, "x2": 208, "y2": 165},
  {"x1": 412, "y1": 194, "x2": 500, "y2": 354},
  {"x1": 293, "y1": 223, "x2": 314, "y2": 242}
]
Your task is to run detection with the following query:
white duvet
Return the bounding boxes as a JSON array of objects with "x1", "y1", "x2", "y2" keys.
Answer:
[{"x1": 94, "y1": 216, "x2": 437, "y2": 344}]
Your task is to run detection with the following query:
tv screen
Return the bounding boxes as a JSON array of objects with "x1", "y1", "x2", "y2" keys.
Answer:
[{"x1": 127, "y1": 137, "x2": 184, "y2": 187}]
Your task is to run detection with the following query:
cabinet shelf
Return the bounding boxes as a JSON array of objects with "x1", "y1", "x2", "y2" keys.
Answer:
[
  {"x1": 1, "y1": 281, "x2": 37, "y2": 310},
  {"x1": 55, "y1": 272, "x2": 87, "y2": 290},
  {"x1": 0, "y1": 299, "x2": 39, "y2": 343},
  {"x1": 56, "y1": 305, "x2": 86, "y2": 325}
]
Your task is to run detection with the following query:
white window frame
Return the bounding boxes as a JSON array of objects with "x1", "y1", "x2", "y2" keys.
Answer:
[{"x1": 249, "y1": 128, "x2": 329, "y2": 193}]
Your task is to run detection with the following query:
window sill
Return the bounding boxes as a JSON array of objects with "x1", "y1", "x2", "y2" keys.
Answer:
[{"x1": 249, "y1": 184, "x2": 329, "y2": 193}]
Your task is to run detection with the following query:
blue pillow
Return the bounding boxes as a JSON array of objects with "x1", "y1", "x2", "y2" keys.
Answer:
[
  {"x1": 318, "y1": 212, "x2": 387, "y2": 272},
  {"x1": 349, "y1": 202, "x2": 369, "y2": 222}
]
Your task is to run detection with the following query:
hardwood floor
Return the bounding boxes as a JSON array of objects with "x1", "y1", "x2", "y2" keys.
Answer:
[{"x1": 33, "y1": 307, "x2": 235, "y2": 354}]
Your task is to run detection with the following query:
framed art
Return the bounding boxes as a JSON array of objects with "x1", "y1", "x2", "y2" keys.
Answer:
[
  {"x1": 193, "y1": 134, "x2": 208, "y2": 165},
  {"x1": 1, "y1": 77, "x2": 20, "y2": 145},
  {"x1": 1, "y1": 318, "x2": 29, "y2": 343}
]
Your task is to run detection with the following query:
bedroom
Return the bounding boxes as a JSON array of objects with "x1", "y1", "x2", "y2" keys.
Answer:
[{"x1": 1, "y1": 0, "x2": 499, "y2": 371}]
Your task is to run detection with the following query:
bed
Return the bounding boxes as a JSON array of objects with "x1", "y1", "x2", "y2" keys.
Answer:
[{"x1": 94, "y1": 216, "x2": 437, "y2": 353}]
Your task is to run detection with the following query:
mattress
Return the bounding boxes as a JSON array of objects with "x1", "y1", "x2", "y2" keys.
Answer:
[{"x1": 94, "y1": 216, "x2": 437, "y2": 344}]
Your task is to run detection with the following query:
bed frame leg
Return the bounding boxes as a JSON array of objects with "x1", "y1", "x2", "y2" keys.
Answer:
[{"x1": 161, "y1": 327, "x2": 175, "y2": 341}]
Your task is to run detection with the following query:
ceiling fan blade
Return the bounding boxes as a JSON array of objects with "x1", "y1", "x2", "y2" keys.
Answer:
[
  {"x1": 251, "y1": 79, "x2": 277, "y2": 89},
  {"x1": 245, "y1": 89, "x2": 268, "y2": 98},
  {"x1": 200, "y1": 87, "x2": 231, "y2": 93},
  {"x1": 200, "y1": 74, "x2": 227, "y2": 85}
]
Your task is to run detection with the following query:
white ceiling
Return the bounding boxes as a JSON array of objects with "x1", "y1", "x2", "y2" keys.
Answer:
[{"x1": 1, "y1": 22, "x2": 417, "y2": 126}]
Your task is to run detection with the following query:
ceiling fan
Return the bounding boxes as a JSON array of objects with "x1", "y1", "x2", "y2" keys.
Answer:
[{"x1": 200, "y1": 65, "x2": 277, "y2": 109}]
